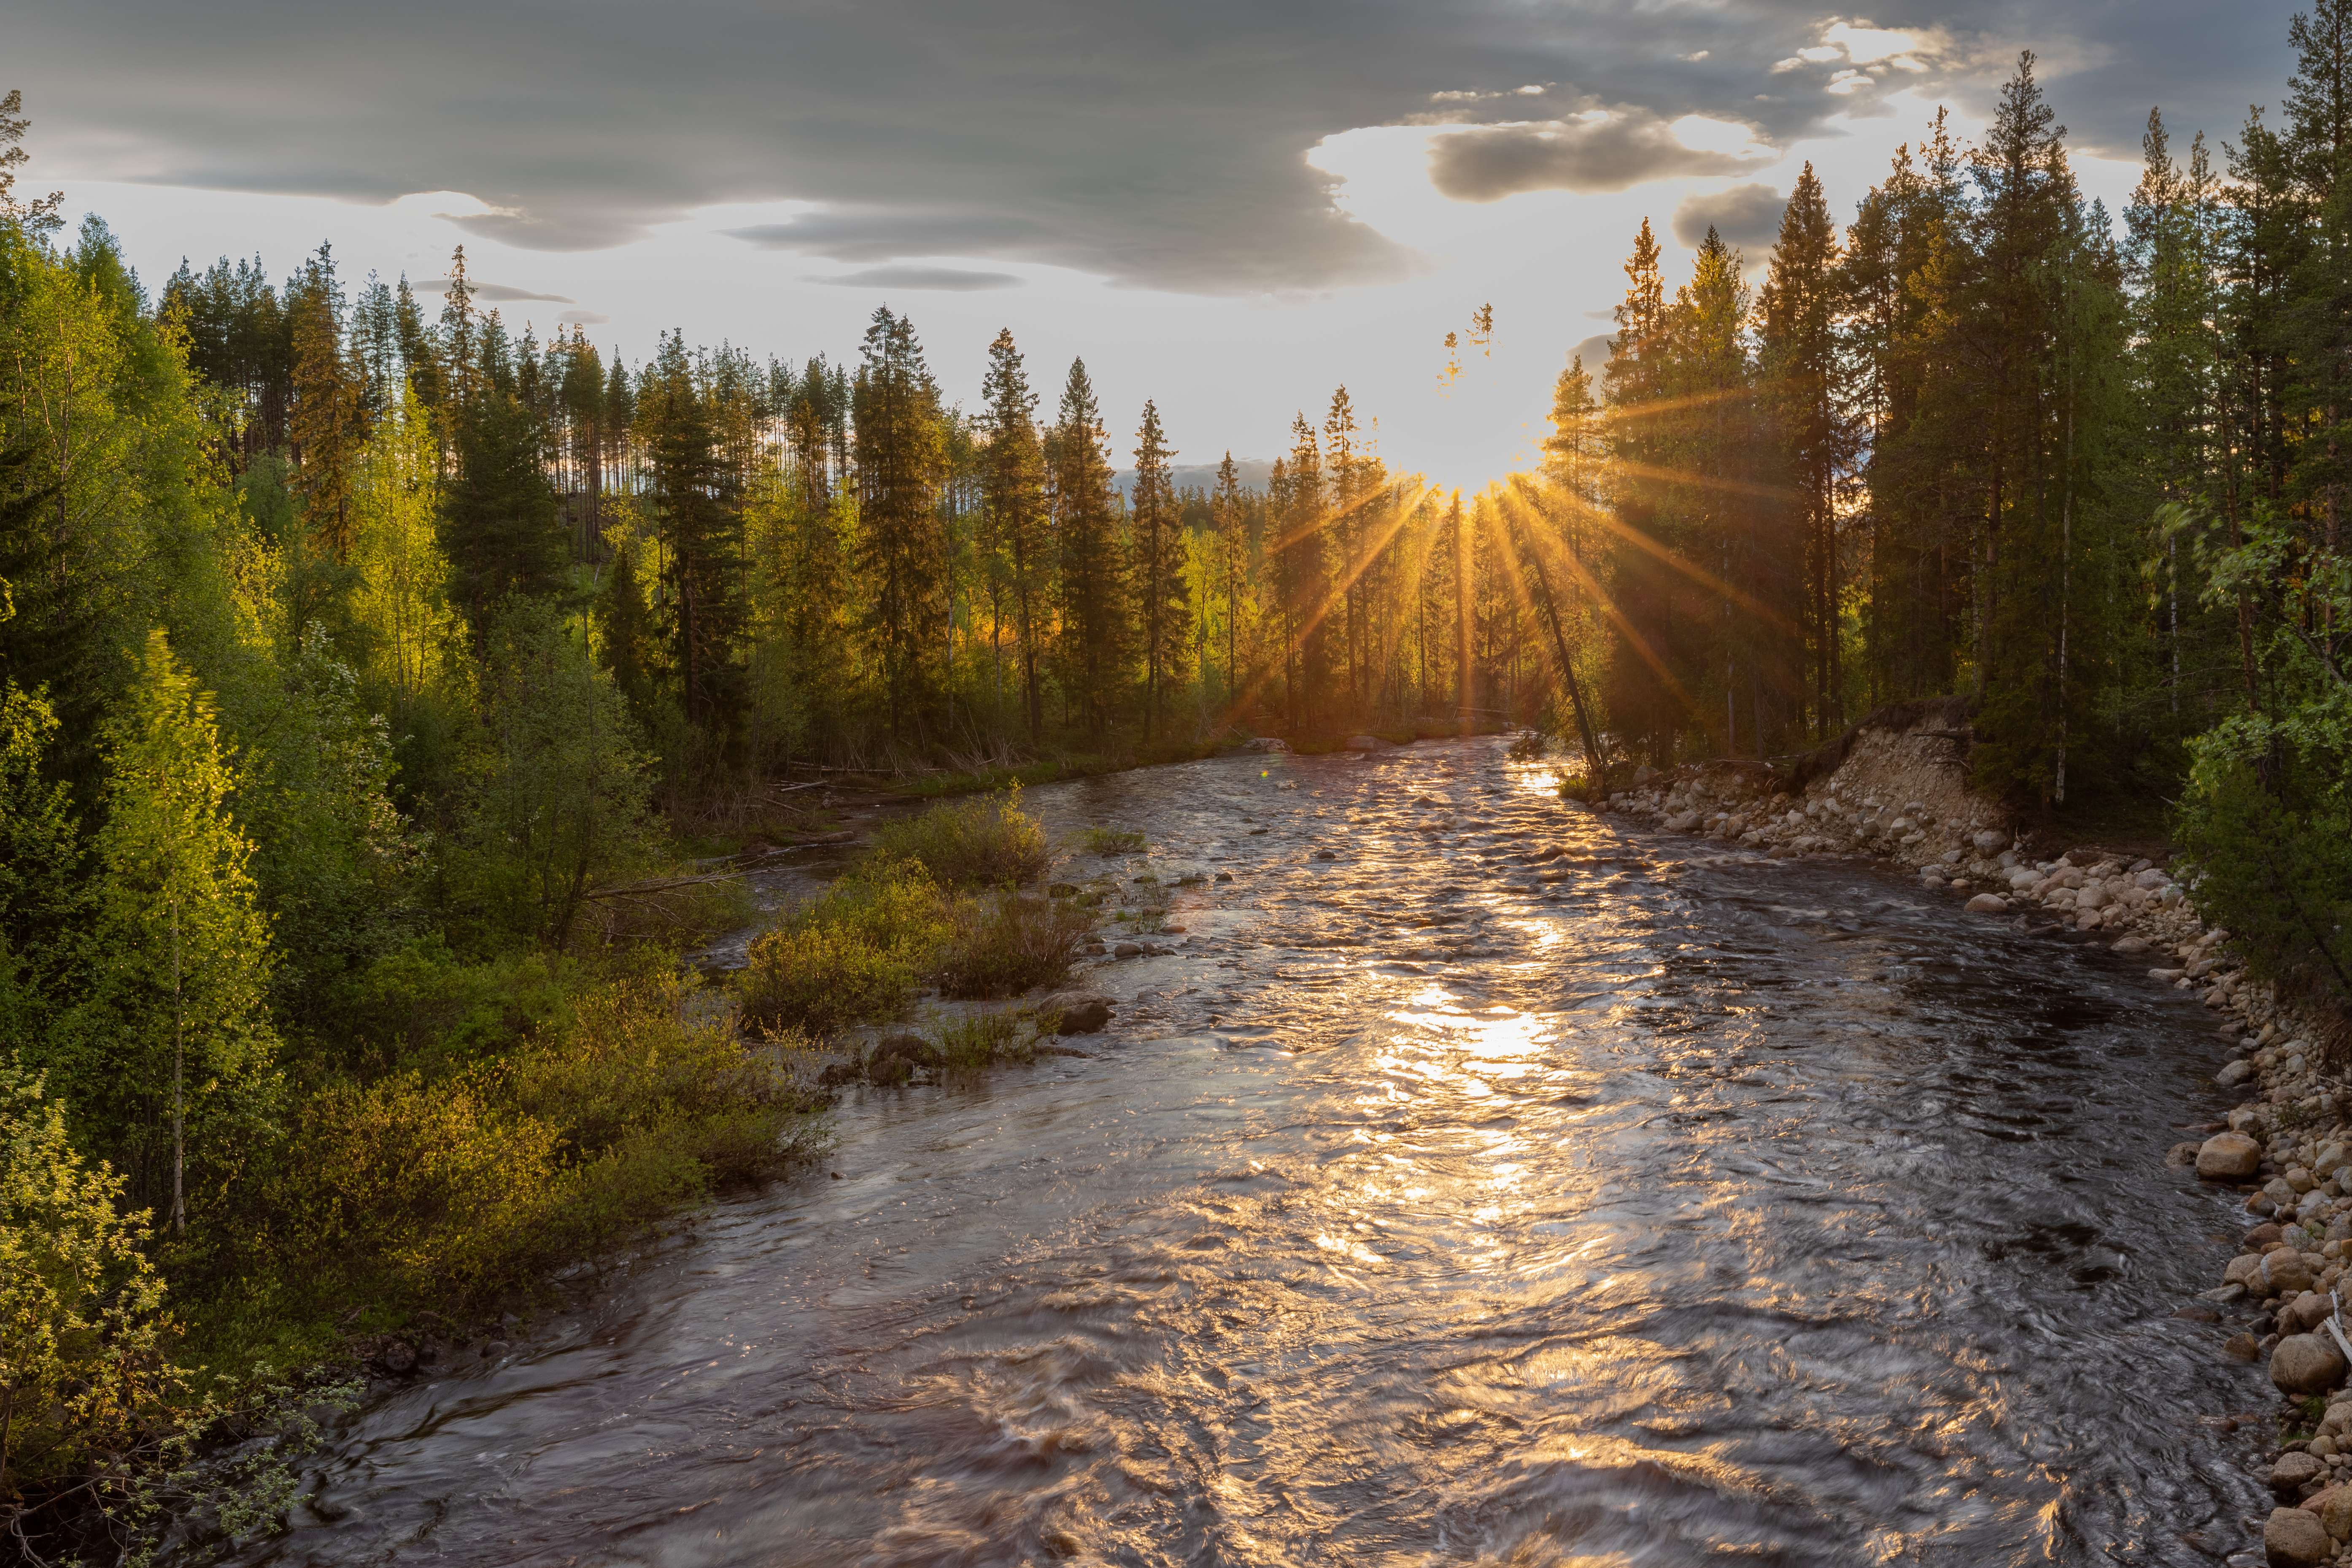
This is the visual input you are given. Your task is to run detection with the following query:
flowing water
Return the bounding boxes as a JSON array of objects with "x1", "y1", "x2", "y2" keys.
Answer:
[{"x1": 254, "y1": 739, "x2": 2275, "y2": 1566}]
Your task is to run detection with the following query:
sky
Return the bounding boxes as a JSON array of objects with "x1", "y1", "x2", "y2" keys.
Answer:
[{"x1": 12, "y1": 1, "x2": 2306, "y2": 496}]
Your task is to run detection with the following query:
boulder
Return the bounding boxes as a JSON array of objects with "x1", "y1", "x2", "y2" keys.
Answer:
[
  {"x1": 2247, "y1": 1223, "x2": 2287, "y2": 1248},
  {"x1": 2228, "y1": 1253, "x2": 2268, "y2": 1288},
  {"x1": 2219, "y1": 1059, "x2": 2257, "y2": 1087},
  {"x1": 2270, "y1": 1503, "x2": 2334, "y2": 1565},
  {"x1": 2166, "y1": 1140, "x2": 2204, "y2": 1168},
  {"x1": 2312, "y1": 1485, "x2": 2352, "y2": 1542},
  {"x1": 2198, "y1": 1131, "x2": 2264, "y2": 1179},
  {"x1": 2225, "y1": 1331, "x2": 2263, "y2": 1360},
  {"x1": 2276, "y1": 1451, "x2": 2330, "y2": 1493},
  {"x1": 2112, "y1": 935, "x2": 2151, "y2": 955},
  {"x1": 1964, "y1": 893, "x2": 2007, "y2": 913},
  {"x1": 2285, "y1": 1293, "x2": 2336, "y2": 1335},
  {"x1": 1038, "y1": 991, "x2": 1112, "y2": 1035},
  {"x1": 1974, "y1": 829, "x2": 2007, "y2": 854},
  {"x1": 2273, "y1": 1332, "x2": 2347, "y2": 1394},
  {"x1": 2267, "y1": 1250, "x2": 2321, "y2": 1298}
]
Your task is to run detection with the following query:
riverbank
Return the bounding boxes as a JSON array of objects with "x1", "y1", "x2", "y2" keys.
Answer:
[{"x1": 1598, "y1": 705, "x2": 2352, "y2": 1566}]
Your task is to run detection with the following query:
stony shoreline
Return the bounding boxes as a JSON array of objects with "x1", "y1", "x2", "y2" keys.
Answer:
[{"x1": 1598, "y1": 729, "x2": 2348, "y2": 1566}]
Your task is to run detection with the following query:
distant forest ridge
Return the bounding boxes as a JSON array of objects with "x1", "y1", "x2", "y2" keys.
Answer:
[{"x1": 1113, "y1": 459, "x2": 1273, "y2": 497}]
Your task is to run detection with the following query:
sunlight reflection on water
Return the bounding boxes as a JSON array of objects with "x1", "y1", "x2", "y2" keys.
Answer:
[{"x1": 243, "y1": 738, "x2": 2272, "y2": 1568}]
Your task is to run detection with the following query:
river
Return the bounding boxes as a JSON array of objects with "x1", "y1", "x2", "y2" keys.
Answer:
[{"x1": 249, "y1": 738, "x2": 2272, "y2": 1566}]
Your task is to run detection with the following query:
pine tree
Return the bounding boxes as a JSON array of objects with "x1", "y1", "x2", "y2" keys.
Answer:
[
  {"x1": 1212, "y1": 452, "x2": 1248, "y2": 706},
  {"x1": 1048, "y1": 358, "x2": 1126, "y2": 742},
  {"x1": 979, "y1": 330, "x2": 1050, "y2": 741},
  {"x1": 642, "y1": 331, "x2": 748, "y2": 738},
  {"x1": 1130, "y1": 400, "x2": 1186, "y2": 741},
  {"x1": 1758, "y1": 162, "x2": 1853, "y2": 735},
  {"x1": 852, "y1": 308, "x2": 947, "y2": 743},
  {"x1": 289, "y1": 244, "x2": 365, "y2": 562}
]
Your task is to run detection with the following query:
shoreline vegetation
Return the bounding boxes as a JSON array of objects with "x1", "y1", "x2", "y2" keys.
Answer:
[{"x1": 4, "y1": 7, "x2": 2352, "y2": 1560}]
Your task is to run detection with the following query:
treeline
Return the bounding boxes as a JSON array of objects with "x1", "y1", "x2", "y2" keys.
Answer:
[
  {"x1": 1543, "y1": 34, "x2": 2349, "y2": 1006},
  {"x1": 158, "y1": 245, "x2": 1581, "y2": 798}
]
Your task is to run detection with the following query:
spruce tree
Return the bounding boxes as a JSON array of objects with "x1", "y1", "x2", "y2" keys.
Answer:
[
  {"x1": 1213, "y1": 452, "x2": 1248, "y2": 706},
  {"x1": 1757, "y1": 163, "x2": 1852, "y2": 735},
  {"x1": 1048, "y1": 359, "x2": 1126, "y2": 742},
  {"x1": 852, "y1": 309, "x2": 947, "y2": 744},
  {"x1": 642, "y1": 331, "x2": 748, "y2": 738},
  {"x1": 289, "y1": 244, "x2": 365, "y2": 562},
  {"x1": 1130, "y1": 400, "x2": 1186, "y2": 741},
  {"x1": 979, "y1": 330, "x2": 1050, "y2": 740}
]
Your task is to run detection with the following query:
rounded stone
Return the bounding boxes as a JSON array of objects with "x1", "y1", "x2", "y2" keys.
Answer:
[
  {"x1": 2267, "y1": 1250, "x2": 2321, "y2": 1298},
  {"x1": 2273, "y1": 1333, "x2": 2347, "y2": 1395},
  {"x1": 2276, "y1": 1451, "x2": 2330, "y2": 1492},
  {"x1": 1964, "y1": 892, "x2": 2007, "y2": 913},
  {"x1": 2200, "y1": 1132, "x2": 2264, "y2": 1179},
  {"x1": 2270, "y1": 1503, "x2": 2334, "y2": 1565},
  {"x1": 2316, "y1": 1484, "x2": 2352, "y2": 1542}
]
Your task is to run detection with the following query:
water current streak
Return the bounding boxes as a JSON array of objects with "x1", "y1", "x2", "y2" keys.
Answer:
[{"x1": 251, "y1": 739, "x2": 2270, "y2": 1567}]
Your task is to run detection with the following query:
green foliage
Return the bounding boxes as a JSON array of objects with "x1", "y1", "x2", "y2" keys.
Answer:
[
  {"x1": 737, "y1": 861, "x2": 946, "y2": 1037},
  {"x1": 446, "y1": 598, "x2": 661, "y2": 951},
  {"x1": 260, "y1": 968, "x2": 820, "y2": 1308},
  {"x1": 2174, "y1": 502, "x2": 2352, "y2": 1002},
  {"x1": 871, "y1": 788, "x2": 1049, "y2": 886},
  {"x1": 0, "y1": 1066, "x2": 179, "y2": 1496},
  {"x1": 933, "y1": 889, "x2": 1092, "y2": 1000},
  {"x1": 56, "y1": 629, "x2": 282, "y2": 1231}
]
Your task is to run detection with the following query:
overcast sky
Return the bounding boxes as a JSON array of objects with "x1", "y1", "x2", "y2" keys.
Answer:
[{"x1": 14, "y1": 1, "x2": 2302, "y2": 493}]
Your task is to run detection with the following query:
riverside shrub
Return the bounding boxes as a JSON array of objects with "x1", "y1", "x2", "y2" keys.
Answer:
[
  {"x1": 934, "y1": 890, "x2": 1093, "y2": 999},
  {"x1": 871, "y1": 789, "x2": 1049, "y2": 887},
  {"x1": 261, "y1": 969, "x2": 820, "y2": 1306},
  {"x1": 737, "y1": 862, "x2": 947, "y2": 1036}
]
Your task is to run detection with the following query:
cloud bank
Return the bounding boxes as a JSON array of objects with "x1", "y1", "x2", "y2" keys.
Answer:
[{"x1": 12, "y1": 2, "x2": 2290, "y2": 294}]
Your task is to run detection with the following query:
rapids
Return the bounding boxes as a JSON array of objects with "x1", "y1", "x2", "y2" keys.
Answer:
[{"x1": 246, "y1": 738, "x2": 2271, "y2": 1566}]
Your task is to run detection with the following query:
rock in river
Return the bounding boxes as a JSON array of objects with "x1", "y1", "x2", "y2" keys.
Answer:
[
  {"x1": 1038, "y1": 991, "x2": 1112, "y2": 1035},
  {"x1": 1964, "y1": 893, "x2": 2007, "y2": 912},
  {"x1": 2199, "y1": 1131, "x2": 2264, "y2": 1179},
  {"x1": 2273, "y1": 1333, "x2": 2348, "y2": 1395},
  {"x1": 2268, "y1": 1503, "x2": 2333, "y2": 1565}
]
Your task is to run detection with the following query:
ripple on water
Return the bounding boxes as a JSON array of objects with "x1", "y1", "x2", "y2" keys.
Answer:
[{"x1": 247, "y1": 739, "x2": 2268, "y2": 1567}]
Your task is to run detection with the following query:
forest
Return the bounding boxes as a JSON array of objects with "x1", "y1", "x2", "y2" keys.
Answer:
[{"x1": 3, "y1": 12, "x2": 2352, "y2": 1555}]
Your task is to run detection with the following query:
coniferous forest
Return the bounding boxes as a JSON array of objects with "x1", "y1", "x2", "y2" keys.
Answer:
[{"x1": 4, "y1": 18, "x2": 2352, "y2": 1554}]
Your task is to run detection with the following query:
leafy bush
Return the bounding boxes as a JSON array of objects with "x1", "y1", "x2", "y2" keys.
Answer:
[
  {"x1": 1074, "y1": 825, "x2": 1146, "y2": 856},
  {"x1": 737, "y1": 862, "x2": 947, "y2": 1036},
  {"x1": 0, "y1": 1068, "x2": 181, "y2": 1496},
  {"x1": 934, "y1": 890, "x2": 1094, "y2": 999},
  {"x1": 872, "y1": 789, "x2": 1050, "y2": 886},
  {"x1": 260, "y1": 970, "x2": 823, "y2": 1306},
  {"x1": 936, "y1": 1011, "x2": 1026, "y2": 1069}
]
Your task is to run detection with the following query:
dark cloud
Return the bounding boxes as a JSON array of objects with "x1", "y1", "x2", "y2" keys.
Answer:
[
  {"x1": 1672, "y1": 184, "x2": 1786, "y2": 252},
  {"x1": 804, "y1": 264, "x2": 1023, "y2": 292},
  {"x1": 14, "y1": 2, "x2": 2301, "y2": 293},
  {"x1": 1429, "y1": 109, "x2": 1767, "y2": 202},
  {"x1": 412, "y1": 278, "x2": 575, "y2": 304}
]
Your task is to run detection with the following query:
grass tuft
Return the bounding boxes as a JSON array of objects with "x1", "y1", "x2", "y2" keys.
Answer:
[{"x1": 1075, "y1": 825, "x2": 1146, "y2": 856}]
